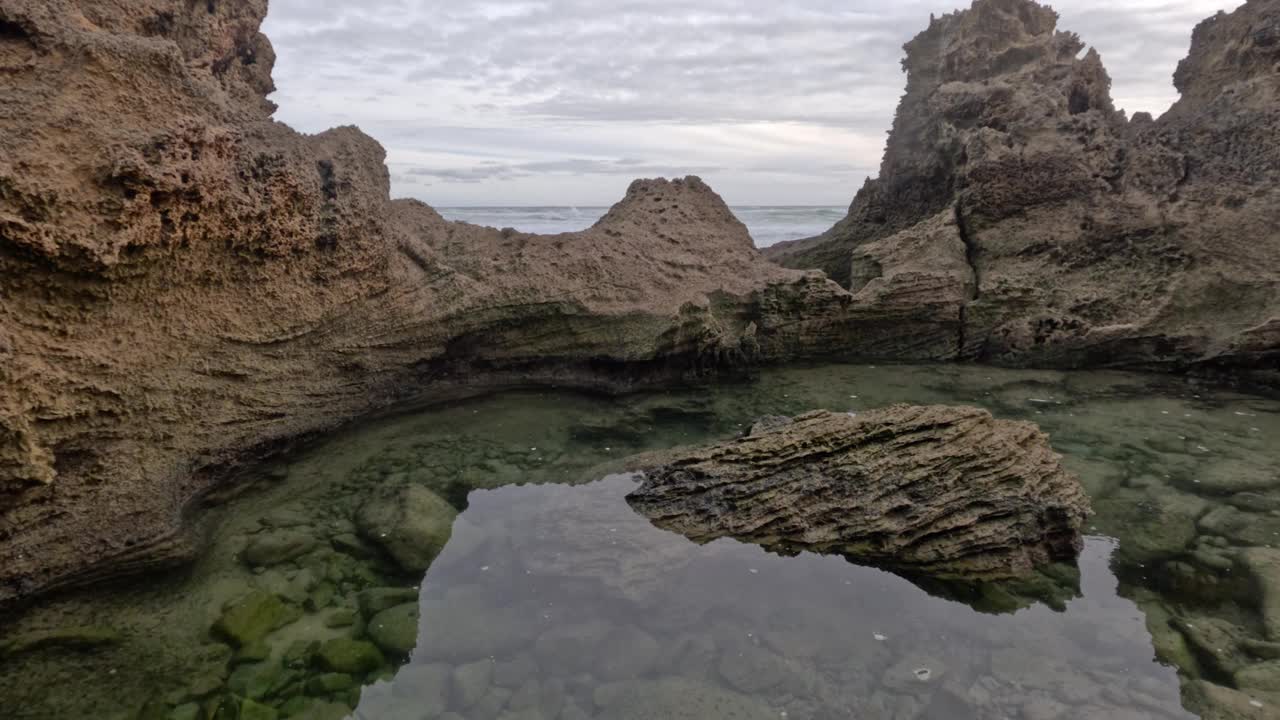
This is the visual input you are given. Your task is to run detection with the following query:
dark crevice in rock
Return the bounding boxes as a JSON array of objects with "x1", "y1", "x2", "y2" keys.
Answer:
[{"x1": 954, "y1": 203, "x2": 980, "y2": 361}]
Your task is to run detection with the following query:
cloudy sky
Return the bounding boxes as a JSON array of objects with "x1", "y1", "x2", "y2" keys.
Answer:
[{"x1": 261, "y1": 0, "x2": 1240, "y2": 206}]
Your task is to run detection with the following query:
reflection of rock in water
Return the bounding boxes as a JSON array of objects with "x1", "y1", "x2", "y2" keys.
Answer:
[
  {"x1": 362, "y1": 479, "x2": 1193, "y2": 720},
  {"x1": 627, "y1": 406, "x2": 1090, "y2": 580}
]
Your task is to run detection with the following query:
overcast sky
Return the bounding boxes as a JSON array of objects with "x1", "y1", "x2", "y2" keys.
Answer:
[{"x1": 261, "y1": 0, "x2": 1241, "y2": 207}]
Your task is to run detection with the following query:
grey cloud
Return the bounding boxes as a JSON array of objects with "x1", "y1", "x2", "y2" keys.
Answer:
[
  {"x1": 261, "y1": 0, "x2": 1241, "y2": 204},
  {"x1": 266, "y1": 1, "x2": 1233, "y2": 128},
  {"x1": 402, "y1": 157, "x2": 727, "y2": 183}
]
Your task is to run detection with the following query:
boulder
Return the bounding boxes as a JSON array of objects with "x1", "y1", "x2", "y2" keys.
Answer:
[
  {"x1": 626, "y1": 405, "x2": 1090, "y2": 579},
  {"x1": 367, "y1": 603, "x2": 420, "y2": 657},
  {"x1": 316, "y1": 638, "x2": 384, "y2": 675},
  {"x1": 212, "y1": 592, "x2": 300, "y2": 648},
  {"x1": 356, "y1": 486, "x2": 458, "y2": 575},
  {"x1": 357, "y1": 587, "x2": 420, "y2": 618}
]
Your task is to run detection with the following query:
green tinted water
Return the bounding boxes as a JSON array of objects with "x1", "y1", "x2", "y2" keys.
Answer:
[{"x1": 2, "y1": 364, "x2": 1277, "y2": 719}]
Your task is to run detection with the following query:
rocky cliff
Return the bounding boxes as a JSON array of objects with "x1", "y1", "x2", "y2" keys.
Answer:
[
  {"x1": 0, "y1": 0, "x2": 875, "y2": 605},
  {"x1": 766, "y1": 0, "x2": 1280, "y2": 380}
]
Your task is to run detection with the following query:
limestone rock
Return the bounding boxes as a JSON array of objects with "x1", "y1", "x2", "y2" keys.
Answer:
[
  {"x1": 766, "y1": 0, "x2": 1280, "y2": 380},
  {"x1": 626, "y1": 405, "x2": 1090, "y2": 579}
]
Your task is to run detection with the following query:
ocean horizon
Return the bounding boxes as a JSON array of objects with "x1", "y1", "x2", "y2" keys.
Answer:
[{"x1": 436, "y1": 205, "x2": 847, "y2": 248}]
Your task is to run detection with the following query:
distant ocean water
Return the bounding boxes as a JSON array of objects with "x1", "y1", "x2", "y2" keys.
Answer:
[{"x1": 435, "y1": 206, "x2": 847, "y2": 248}]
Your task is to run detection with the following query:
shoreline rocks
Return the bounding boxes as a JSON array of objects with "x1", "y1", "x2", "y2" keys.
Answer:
[{"x1": 626, "y1": 406, "x2": 1091, "y2": 580}]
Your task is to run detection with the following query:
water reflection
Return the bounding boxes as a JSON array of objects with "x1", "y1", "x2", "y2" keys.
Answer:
[{"x1": 359, "y1": 476, "x2": 1190, "y2": 719}]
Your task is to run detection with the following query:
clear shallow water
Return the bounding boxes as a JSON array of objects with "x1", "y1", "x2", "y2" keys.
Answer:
[
  {"x1": 2, "y1": 364, "x2": 1278, "y2": 719},
  {"x1": 435, "y1": 206, "x2": 846, "y2": 248}
]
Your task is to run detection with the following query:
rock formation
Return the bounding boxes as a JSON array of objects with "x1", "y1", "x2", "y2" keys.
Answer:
[
  {"x1": 0, "y1": 0, "x2": 870, "y2": 606},
  {"x1": 626, "y1": 405, "x2": 1091, "y2": 580},
  {"x1": 0, "y1": 0, "x2": 1275, "y2": 610},
  {"x1": 766, "y1": 0, "x2": 1280, "y2": 381}
]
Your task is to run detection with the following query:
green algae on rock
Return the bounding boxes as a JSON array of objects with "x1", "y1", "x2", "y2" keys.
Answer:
[
  {"x1": 366, "y1": 603, "x2": 420, "y2": 657},
  {"x1": 356, "y1": 486, "x2": 458, "y2": 574},
  {"x1": 316, "y1": 638, "x2": 385, "y2": 675},
  {"x1": 212, "y1": 592, "x2": 302, "y2": 648}
]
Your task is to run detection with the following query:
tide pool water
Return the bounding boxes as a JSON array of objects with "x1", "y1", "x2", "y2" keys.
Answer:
[{"x1": 2, "y1": 364, "x2": 1277, "y2": 719}]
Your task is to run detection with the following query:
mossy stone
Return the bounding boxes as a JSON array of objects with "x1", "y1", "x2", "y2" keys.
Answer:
[
  {"x1": 244, "y1": 530, "x2": 317, "y2": 568},
  {"x1": 228, "y1": 661, "x2": 284, "y2": 700},
  {"x1": 238, "y1": 698, "x2": 278, "y2": 720},
  {"x1": 213, "y1": 592, "x2": 301, "y2": 647},
  {"x1": 305, "y1": 582, "x2": 336, "y2": 611},
  {"x1": 135, "y1": 700, "x2": 169, "y2": 720},
  {"x1": 1236, "y1": 661, "x2": 1280, "y2": 692},
  {"x1": 367, "y1": 603, "x2": 419, "y2": 656},
  {"x1": 282, "y1": 640, "x2": 320, "y2": 669},
  {"x1": 355, "y1": 485, "x2": 457, "y2": 573},
  {"x1": 169, "y1": 703, "x2": 202, "y2": 720},
  {"x1": 356, "y1": 587, "x2": 419, "y2": 618},
  {"x1": 305, "y1": 673, "x2": 354, "y2": 695},
  {"x1": 233, "y1": 641, "x2": 272, "y2": 664},
  {"x1": 316, "y1": 638, "x2": 384, "y2": 674},
  {"x1": 324, "y1": 608, "x2": 357, "y2": 628}
]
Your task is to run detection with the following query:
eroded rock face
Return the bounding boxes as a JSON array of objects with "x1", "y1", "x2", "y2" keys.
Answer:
[
  {"x1": 766, "y1": 0, "x2": 1280, "y2": 380},
  {"x1": 626, "y1": 406, "x2": 1091, "y2": 580},
  {"x1": 0, "y1": 0, "x2": 868, "y2": 605}
]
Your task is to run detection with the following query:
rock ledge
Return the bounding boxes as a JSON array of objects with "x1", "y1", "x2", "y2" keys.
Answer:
[{"x1": 627, "y1": 405, "x2": 1091, "y2": 579}]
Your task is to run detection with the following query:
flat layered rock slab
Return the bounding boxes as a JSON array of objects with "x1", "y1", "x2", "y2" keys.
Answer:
[{"x1": 627, "y1": 405, "x2": 1091, "y2": 579}]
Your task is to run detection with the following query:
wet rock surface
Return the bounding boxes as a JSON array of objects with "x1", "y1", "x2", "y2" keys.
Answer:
[
  {"x1": 626, "y1": 405, "x2": 1091, "y2": 579},
  {"x1": 766, "y1": 0, "x2": 1280, "y2": 380}
]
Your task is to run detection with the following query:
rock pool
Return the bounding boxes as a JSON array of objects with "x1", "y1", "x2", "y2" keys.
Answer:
[{"x1": 2, "y1": 364, "x2": 1277, "y2": 719}]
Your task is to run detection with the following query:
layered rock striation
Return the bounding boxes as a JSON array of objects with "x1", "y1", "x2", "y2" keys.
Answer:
[
  {"x1": 767, "y1": 0, "x2": 1280, "y2": 380},
  {"x1": 626, "y1": 406, "x2": 1091, "y2": 580}
]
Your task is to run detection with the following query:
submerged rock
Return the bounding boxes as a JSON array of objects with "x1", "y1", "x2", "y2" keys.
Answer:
[
  {"x1": 627, "y1": 405, "x2": 1090, "y2": 579},
  {"x1": 367, "y1": 603, "x2": 420, "y2": 657},
  {"x1": 356, "y1": 486, "x2": 457, "y2": 575},
  {"x1": 0, "y1": 625, "x2": 120, "y2": 657},
  {"x1": 212, "y1": 592, "x2": 300, "y2": 648},
  {"x1": 316, "y1": 638, "x2": 384, "y2": 675},
  {"x1": 243, "y1": 530, "x2": 317, "y2": 568}
]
